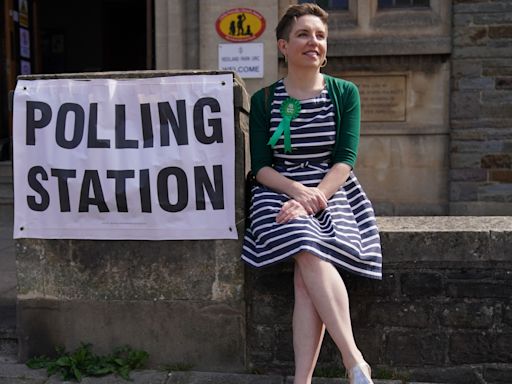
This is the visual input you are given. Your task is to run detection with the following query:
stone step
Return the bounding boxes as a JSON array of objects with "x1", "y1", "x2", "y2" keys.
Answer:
[{"x1": 0, "y1": 366, "x2": 451, "y2": 383}]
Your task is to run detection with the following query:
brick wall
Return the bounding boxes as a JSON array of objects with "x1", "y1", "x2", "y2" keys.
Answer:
[
  {"x1": 245, "y1": 217, "x2": 512, "y2": 384},
  {"x1": 450, "y1": 0, "x2": 512, "y2": 214}
]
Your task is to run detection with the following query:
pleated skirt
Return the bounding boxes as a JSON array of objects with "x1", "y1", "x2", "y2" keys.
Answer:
[{"x1": 241, "y1": 161, "x2": 382, "y2": 280}]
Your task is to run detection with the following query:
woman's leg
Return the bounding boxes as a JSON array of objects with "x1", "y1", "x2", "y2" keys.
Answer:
[
  {"x1": 294, "y1": 251, "x2": 365, "y2": 370},
  {"x1": 293, "y1": 262, "x2": 325, "y2": 384}
]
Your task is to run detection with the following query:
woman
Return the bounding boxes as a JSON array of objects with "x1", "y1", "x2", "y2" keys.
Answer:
[{"x1": 242, "y1": 4, "x2": 382, "y2": 384}]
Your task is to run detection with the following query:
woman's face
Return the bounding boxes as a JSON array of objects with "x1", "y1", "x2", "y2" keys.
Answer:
[{"x1": 279, "y1": 14, "x2": 327, "y2": 70}]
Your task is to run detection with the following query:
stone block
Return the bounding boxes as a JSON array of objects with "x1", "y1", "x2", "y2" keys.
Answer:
[
  {"x1": 449, "y1": 201, "x2": 512, "y2": 215},
  {"x1": 0, "y1": 363, "x2": 48, "y2": 382},
  {"x1": 490, "y1": 170, "x2": 512, "y2": 182},
  {"x1": 407, "y1": 366, "x2": 483, "y2": 384},
  {"x1": 16, "y1": 238, "x2": 244, "y2": 302},
  {"x1": 478, "y1": 183, "x2": 512, "y2": 202},
  {"x1": 483, "y1": 67, "x2": 512, "y2": 76},
  {"x1": 17, "y1": 298, "x2": 246, "y2": 371},
  {"x1": 449, "y1": 332, "x2": 512, "y2": 364},
  {"x1": 274, "y1": 327, "x2": 294, "y2": 364},
  {"x1": 453, "y1": 45, "x2": 512, "y2": 59},
  {"x1": 250, "y1": 293, "x2": 293, "y2": 325},
  {"x1": 342, "y1": 271, "x2": 398, "y2": 299},
  {"x1": 449, "y1": 169, "x2": 487, "y2": 182},
  {"x1": 496, "y1": 77, "x2": 512, "y2": 89},
  {"x1": 353, "y1": 301, "x2": 430, "y2": 328},
  {"x1": 481, "y1": 90, "x2": 512, "y2": 104},
  {"x1": 481, "y1": 154, "x2": 511, "y2": 168},
  {"x1": 166, "y1": 371, "x2": 284, "y2": 384},
  {"x1": 451, "y1": 139, "x2": 504, "y2": 153},
  {"x1": 454, "y1": 2, "x2": 512, "y2": 14},
  {"x1": 450, "y1": 91, "x2": 481, "y2": 119},
  {"x1": 503, "y1": 303, "x2": 512, "y2": 327},
  {"x1": 453, "y1": 27, "x2": 488, "y2": 47},
  {"x1": 47, "y1": 370, "x2": 169, "y2": 384},
  {"x1": 385, "y1": 331, "x2": 446, "y2": 366},
  {"x1": 457, "y1": 74, "x2": 495, "y2": 90},
  {"x1": 447, "y1": 281, "x2": 512, "y2": 299},
  {"x1": 401, "y1": 273, "x2": 444, "y2": 298},
  {"x1": 489, "y1": 26, "x2": 512, "y2": 39},
  {"x1": 480, "y1": 104, "x2": 512, "y2": 118},
  {"x1": 439, "y1": 302, "x2": 495, "y2": 328},
  {"x1": 453, "y1": 13, "x2": 473, "y2": 27},
  {"x1": 450, "y1": 129, "x2": 487, "y2": 142},
  {"x1": 474, "y1": 12, "x2": 512, "y2": 25},
  {"x1": 487, "y1": 129, "x2": 512, "y2": 142},
  {"x1": 350, "y1": 327, "x2": 384, "y2": 365},
  {"x1": 484, "y1": 365, "x2": 512, "y2": 383},
  {"x1": 452, "y1": 60, "x2": 482, "y2": 79},
  {"x1": 450, "y1": 182, "x2": 479, "y2": 201}
]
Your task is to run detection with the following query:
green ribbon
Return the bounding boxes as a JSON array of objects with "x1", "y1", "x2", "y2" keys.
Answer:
[{"x1": 267, "y1": 97, "x2": 301, "y2": 153}]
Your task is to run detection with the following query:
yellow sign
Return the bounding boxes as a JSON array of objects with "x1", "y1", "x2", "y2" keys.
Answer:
[
  {"x1": 19, "y1": 0, "x2": 29, "y2": 27},
  {"x1": 216, "y1": 8, "x2": 265, "y2": 43}
]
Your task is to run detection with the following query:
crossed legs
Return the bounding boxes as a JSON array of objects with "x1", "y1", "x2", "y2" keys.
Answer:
[{"x1": 293, "y1": 251, "x2": 365, "y2": 384}]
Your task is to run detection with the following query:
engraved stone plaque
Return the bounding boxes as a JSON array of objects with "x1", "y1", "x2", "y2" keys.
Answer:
[{"x1": 344, "y1": 75, "x2": 406, "y2": 122}]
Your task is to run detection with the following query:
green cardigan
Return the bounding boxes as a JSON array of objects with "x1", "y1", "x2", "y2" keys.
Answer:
[{"x1": 249, "y1": 74, "x2": 361, "y2": 176}]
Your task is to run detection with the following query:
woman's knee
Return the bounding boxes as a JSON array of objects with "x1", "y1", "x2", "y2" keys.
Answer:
[{"x1": 294, "y1": 251, "x2": 323, "y2": 270}]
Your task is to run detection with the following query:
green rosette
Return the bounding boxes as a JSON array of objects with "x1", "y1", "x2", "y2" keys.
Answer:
[{"x1": 267, "y1": 97, "x2": 301, "y2": 153}]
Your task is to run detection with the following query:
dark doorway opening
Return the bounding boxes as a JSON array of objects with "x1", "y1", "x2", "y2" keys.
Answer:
[
  {"x1": 0, "y1": 0, "x2": 154, "y2": 160},
  {"x1": 39, "y1": 0, "x2": 153, "y2": 73}
]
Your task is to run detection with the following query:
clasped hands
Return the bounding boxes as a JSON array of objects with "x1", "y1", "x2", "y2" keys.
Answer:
[{"x1": 276, "y1": 185, "x2": 327, "y2": 224}]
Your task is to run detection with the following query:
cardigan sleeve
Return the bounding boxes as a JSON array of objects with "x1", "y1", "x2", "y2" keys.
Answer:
[
  {"x1": 332, "y1": 80, "x2": 361, "y2": 168},
  {"x1": 249, "y1": 89, "x2": 273, "y2": 176}
]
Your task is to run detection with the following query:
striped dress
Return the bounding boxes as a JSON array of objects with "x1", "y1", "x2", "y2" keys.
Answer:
[{"x1": 242, "y1": 80, "x2": 382, "y2": 280}]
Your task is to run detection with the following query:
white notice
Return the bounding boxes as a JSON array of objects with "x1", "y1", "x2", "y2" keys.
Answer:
[{"x1": 218, "y1": 43, "x2": 263, "y2": 79}]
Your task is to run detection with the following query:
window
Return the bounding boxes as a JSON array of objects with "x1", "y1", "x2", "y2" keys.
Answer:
[
  {"x1": 378, "y1": 0, "x2": 430, "y2": 8},
  {"x1": 298, "y1": 0, "x2": 349, "y2": 11}
]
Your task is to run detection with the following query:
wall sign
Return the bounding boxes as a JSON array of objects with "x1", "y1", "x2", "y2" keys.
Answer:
[
  {"x1": 215, "y1": 8, "x2": 265, "y2": 42},
  {"x1": 12, "y1": 74, "x2": 238, "y2": 240},
  {"x1": 219, "y1": 43, "x2": 263, "y2": 79},
  {"x1": 346, "y1": 75, "x2": 407, "y2": 122}
]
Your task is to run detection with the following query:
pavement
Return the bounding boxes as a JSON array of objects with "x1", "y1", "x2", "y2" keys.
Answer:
[{"x1": 0, "y1": 362, "x2": 452, "y2": 384}]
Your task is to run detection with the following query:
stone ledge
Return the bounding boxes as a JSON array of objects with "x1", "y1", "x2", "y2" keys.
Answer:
[{"x1": 377, "y1": 216, "x2": 512, "y2": 262}]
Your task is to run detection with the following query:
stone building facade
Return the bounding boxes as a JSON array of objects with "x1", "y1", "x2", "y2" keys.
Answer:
[
  {"x1": 155, "y1": 0, "x2": 512, "y2": 216},
  {"x1": 450, "y1": 0, "x2": 512, "y2": 215}
]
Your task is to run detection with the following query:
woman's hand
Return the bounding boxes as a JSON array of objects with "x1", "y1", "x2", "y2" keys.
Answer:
[
  {"x1": 289, "y1": 185, "x2": 328, "y2": 215},
  {"x1": 276, "y1": 199, "x2": 309, "y2": 224}
]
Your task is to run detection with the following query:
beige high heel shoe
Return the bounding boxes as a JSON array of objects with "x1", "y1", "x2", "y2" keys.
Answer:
[{"x1": 347, "y1": 362, "x2": 374, "y2": 384}]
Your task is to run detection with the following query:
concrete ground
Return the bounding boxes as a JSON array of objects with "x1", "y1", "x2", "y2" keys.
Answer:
[{"x1": 0, "y1": 364, "x2": 448, "y2": 384}]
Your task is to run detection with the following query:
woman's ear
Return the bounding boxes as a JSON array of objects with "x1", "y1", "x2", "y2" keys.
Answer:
[{"x1": 277, "y1": 39, "x2": 288, "y2": 58}]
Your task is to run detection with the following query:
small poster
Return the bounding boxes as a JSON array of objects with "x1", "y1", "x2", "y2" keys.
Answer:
[
  {"x1": 219, "y1": 43, "x2": 264, "y2": 79},
  {"x1": 19, "y1": 27, "x2": 31, "y2": 58},
  {"x1": 18, "y1": 0, "x2": 29, "y2": 27},
  {"x1": 20, "y1": 60, "x2": 31, "y2": 75}
]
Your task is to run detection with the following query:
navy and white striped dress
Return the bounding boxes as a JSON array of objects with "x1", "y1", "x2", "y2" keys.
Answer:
[{"x1": 242, "y1": 80, "x2": 382, "y2": 280}]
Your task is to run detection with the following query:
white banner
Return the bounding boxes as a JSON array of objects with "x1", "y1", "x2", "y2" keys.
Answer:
[{"x1": 13, "y1": 74, "x2": 238, "y2": 240}]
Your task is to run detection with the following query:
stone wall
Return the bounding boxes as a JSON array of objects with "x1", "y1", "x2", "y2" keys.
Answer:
[
  {"x1": 246, "y1": 217, "x2": 512, "y2": 384},
  {"x1": 450, "y1": 0, "x2": 512, "y2": 214}
]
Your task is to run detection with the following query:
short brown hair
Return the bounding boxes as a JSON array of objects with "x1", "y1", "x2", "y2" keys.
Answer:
[{"x1": 275, "y1": 3, "x2": 329, "y2": 41}]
